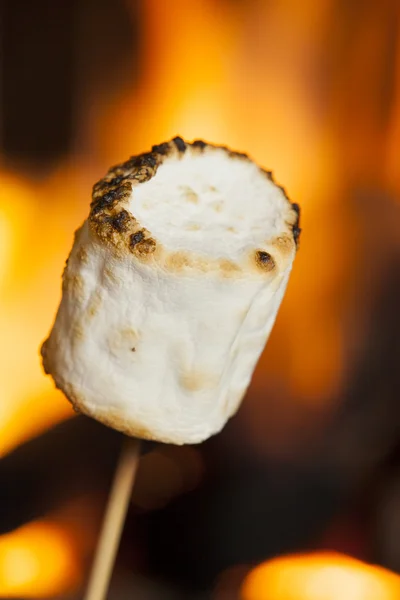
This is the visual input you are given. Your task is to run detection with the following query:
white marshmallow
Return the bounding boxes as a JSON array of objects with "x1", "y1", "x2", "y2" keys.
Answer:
[{"x1": 42, "y1": 138, "x2": 300, "y2": 444}]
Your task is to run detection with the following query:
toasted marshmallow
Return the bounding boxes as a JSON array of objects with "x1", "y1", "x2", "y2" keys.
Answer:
[{"x1": 41, "y1": 138, "x2": 300, "y2": 444}]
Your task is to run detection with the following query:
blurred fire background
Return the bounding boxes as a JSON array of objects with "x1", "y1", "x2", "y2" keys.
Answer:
[{"x1": 1, "y1": 0, "x2": 400, "y2": 598}]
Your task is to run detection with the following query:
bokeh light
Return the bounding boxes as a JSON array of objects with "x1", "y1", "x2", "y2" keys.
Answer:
[{"x1": 241, "y1": 553, "x2": 400, "y2": 600}]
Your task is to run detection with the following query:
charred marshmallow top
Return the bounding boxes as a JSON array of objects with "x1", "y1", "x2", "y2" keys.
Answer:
[{"x1": 42, "y1": 137, "x2": 300, "y2": 444}]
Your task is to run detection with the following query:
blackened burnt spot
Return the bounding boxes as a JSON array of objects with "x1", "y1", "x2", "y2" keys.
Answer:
[
  {"x1": 140, "y1": 153, "x2": 157, "y2": 168},
  {"x1": 173, "y1": 136, "x2": 186, "y2": 152},
  {"x1": 107, "y1": 210, "x2": 130, "y2": 233},
  {"x1": 130, "y1": 231, "x2": 145, "y2": 248},
  {"x1": 291, "y1": 203, "x2": 300, "y2": 216},
  {"x1": 256, "y1": 250, "x2": 275, "y2": 271},
  {"x1": 258, "y1": 251, "x2": 272, "y2": 264},
  {"x1": 152, "y1": 142, "x2": 170, "y2": 155},
  {"x1": 262, "y1": 168, "x2": 273, "y2": 180},
  {"x1": 192, "y1": 140, "x2": 206, "y2": 150},
  {"x1": 293, "y1": 225, "x2": 301, "y2": 247},
  {"x1": 93, "y1": 176, "x2": 125, "y2": 195},
  {"x1": 91, "y1": 196, "x2": 115, "y2": 215},
  {"x1": 291, "y1": 203, "x2": 301, "y2": 247},
  {"x1": 123, "y1": 153, "x2": 156, "y2": 172},
  {"x1": 100, "y1": 190, "x2": 119, "y2": 204},
  {"x1": 91, "y1": 187, "x2": 127, "y2": 215},
  {"x1": 108, "y1": 175, "x2": 125, "y2": 187},
  {"x1": 230, "y1": 150, "x2": 248, "y2": 160}
]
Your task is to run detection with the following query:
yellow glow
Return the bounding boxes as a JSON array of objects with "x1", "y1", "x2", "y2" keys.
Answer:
[
  {"x1": 0, "y1": 174, "x2": 34, "y2": 290},
  {"x1": 0, "y1": 211, "x2": 12, "y2": 287},
  {"x1": 0, "y1": 520, "x2": 79, "y2": 598},
  {"x1": 0, "y1": 168, "x2": 80, "y2": 457},
  {"x1": 241, "y1": 552, "x2": 400, "y2": 600}
]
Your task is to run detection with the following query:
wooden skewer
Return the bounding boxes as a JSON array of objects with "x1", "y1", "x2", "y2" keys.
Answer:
[{"x1": 84, "y1": 436, "x2": 141, "y2": 600}]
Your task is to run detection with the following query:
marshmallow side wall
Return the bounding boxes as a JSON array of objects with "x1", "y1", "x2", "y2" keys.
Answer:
[{"x1": 42, "y1": 138, "x2": 300, "y2": 444}]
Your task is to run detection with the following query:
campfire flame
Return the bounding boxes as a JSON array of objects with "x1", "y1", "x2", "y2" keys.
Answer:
[
  {"x1": 0, "y1": 168, "x2": 82, "y2": 459},
  {"x1": 0, "y1": 519, "x2": 79, "y2": 598},
  {"x1": 241, "y1": 553, "x2": 400, "y2": 600},
  {"x1": 1, "y1": 0, "x2": 400, "y2": 596}
]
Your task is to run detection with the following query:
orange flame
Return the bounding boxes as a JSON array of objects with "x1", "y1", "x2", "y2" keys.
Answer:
[
  {"x1": 0, "y1": 168, "x2": 83, "y2": 458},
  {"x1": 1, "y1": 0, "x2": 399, "y2": 596},
  {"x1": 0, "y1": 519, "x2": 80, "y2": 598},
  {"x1": 241, "y1": 552, "x2": 400, "y2": 600}
]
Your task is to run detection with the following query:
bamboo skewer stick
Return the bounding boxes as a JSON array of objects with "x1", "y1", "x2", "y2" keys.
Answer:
[{"x1": 84, "y1": 437, "x2": 141, "y2": 600}]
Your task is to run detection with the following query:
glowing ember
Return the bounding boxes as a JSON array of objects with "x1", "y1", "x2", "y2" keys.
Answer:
[
  {"x1": 241, "y1": 552, "x2": 400, "y2": 600},
  {"x1": 0, "y1": 519, "x2": 79, "y2": 598}
]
